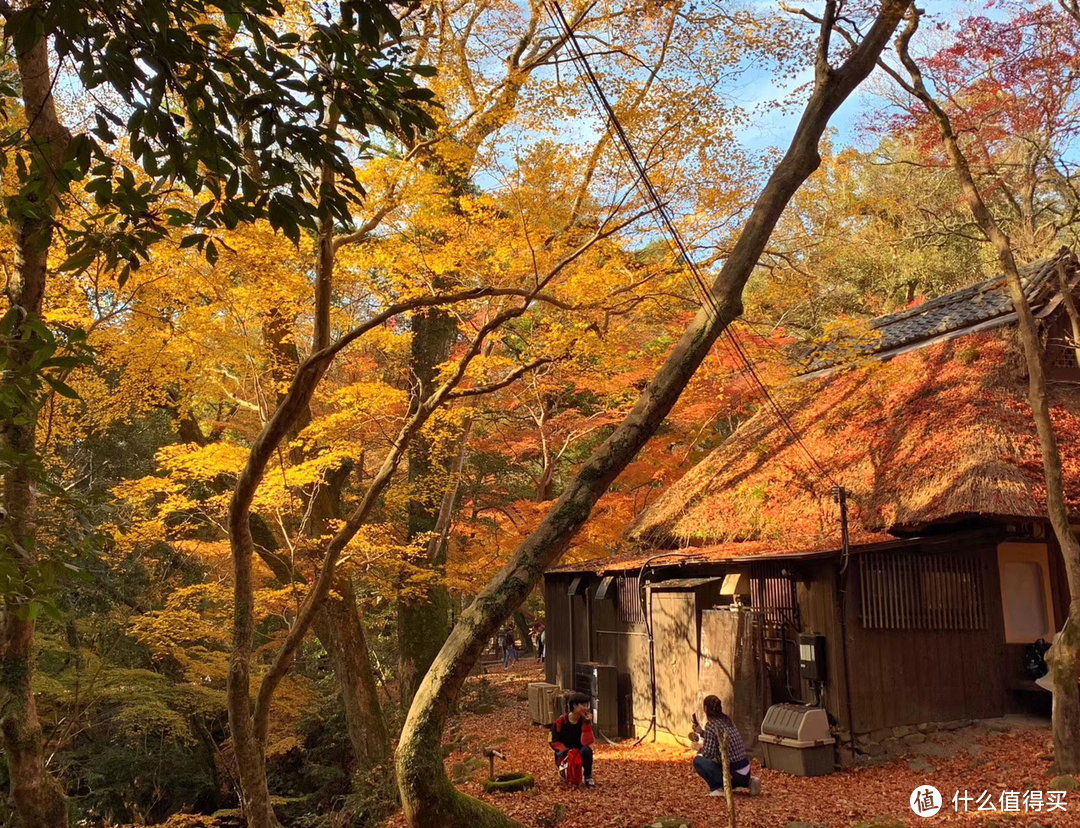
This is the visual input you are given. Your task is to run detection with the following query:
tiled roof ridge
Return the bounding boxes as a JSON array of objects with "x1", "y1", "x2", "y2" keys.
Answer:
[
  {"x1": 867, "y1": 257, "x2": 1049, "y2": 330},
  {"x1": 801, "y1": 248, "x2": 1075, "y2": 374}
]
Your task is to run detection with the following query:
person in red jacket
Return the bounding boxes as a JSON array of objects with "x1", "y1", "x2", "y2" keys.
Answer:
[{"x1": 549, "y1": 692, "x2": 596, "y2": 787}]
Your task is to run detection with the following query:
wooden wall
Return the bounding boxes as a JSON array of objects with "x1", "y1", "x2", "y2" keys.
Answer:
[
  {"x1": 796, "y1": 561, "x2": 852, "y2": 729},
  {"x1": 839, "y1": 541, "x2": 1015, "y2": 733},
  {"x1": 649, "y1": 590, "x2": 699, "y2": 739},
  {"x1": 591, "y1": 592, "x2": 650, "y2": 736},
  {"x1": 544, "y1": 574, "x2": 573, "y2": 689},
  {"x1": 700, "y1": 608, "x2": 768, "y2": 755},
  {"x1": 545, "y1": 527, "x2": 1061, "y2": 741},
  {"x1": 544, "y1": 572, "x2": 653, "y2": 736}
]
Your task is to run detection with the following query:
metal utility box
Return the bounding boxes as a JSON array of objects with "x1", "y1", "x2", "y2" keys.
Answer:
[
  {"x1": 758, "y1": 704, "x2": 835, "y2": 777},
  {"x1": 574, "y1": 663, "x2": 619, "y2": 737},
  {"x1": 798, "y1": 633, "x2": 827, "y2": 683},
  {"x1": 527, "y1": 682, "x2": 564, "y2": 726}
]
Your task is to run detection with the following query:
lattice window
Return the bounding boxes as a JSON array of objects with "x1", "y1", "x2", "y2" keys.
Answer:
[
  {"x1": 616, "y1": 575, "x2": 644, "y2": 624},
  {"x1": 860, "y1": 551, "x2": 985, "y2": 630},
  {"x1": 749, "y1": 562, "x2": 800, "y2": 700},
  {"x1": 1045, "y1": 338, "x2": 1080, "y2": 370},
  {"x1": 749, "y1": 562, "x2": 799, "y2": 626}
]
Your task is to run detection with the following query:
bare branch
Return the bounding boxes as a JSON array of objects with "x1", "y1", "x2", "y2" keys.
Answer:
[
  {"x1": 446, "y1": 356, "x2": 559, "y2": 400},
  {"x1": 332, "y1": 202, "x2": 395, "y2": 251},
  {"x1": 816, "y1": 0, "x2": 838, "y2": 82}
]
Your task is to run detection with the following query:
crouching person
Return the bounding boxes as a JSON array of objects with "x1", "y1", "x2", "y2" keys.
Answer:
[
  {"x1": 692, "y1": 695, "x2": 760, "y2": 797},
  {"x1": 550, "y1": 692, "x2": 595, "y2": 787}
]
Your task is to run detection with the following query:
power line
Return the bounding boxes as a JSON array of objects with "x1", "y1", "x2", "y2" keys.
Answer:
[{"x1": 544, "y1": 0, "x2": 839, "y2": 491}]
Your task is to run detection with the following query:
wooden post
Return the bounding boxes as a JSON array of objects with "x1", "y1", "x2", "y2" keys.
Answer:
[{"x1": 719, "y1": 731, "x2": 737, "y2": 828}]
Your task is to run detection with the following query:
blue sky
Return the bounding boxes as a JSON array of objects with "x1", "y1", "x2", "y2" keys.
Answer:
[
  {"x1": 736, "y1": 0, "x2": 1010, "y2": 153},
  {"x1": 477, "y1": 1, "x2": 1014, "y2": 198}
]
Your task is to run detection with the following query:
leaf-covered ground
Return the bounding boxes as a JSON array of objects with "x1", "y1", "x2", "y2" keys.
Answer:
[{"x1": 387, "y1": 662, "x2": 1079, "y2": 828}]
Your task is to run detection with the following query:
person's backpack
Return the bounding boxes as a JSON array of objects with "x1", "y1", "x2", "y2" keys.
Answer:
[
  {"x1": 1024, "y1": 638, "x2": 1051, "y2": 679},
  {"x1": 561, "y1": 748, "x2": 583, "y2": 786}
]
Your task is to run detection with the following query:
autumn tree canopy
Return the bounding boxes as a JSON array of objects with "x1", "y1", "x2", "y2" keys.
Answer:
[{"x1": 2, "y1": 1, "x2": 1079, "y2": 827}]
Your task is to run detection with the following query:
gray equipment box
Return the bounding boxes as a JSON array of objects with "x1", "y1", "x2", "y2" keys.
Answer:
[{"x1": 758, "y1": 704, "x2": 835, "y2": 777}]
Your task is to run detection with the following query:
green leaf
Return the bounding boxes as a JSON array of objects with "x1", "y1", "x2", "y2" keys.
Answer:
[
  {"x1": 43, "y1": 376, "x2": 80, "y2": 400},
  {"x1": 57, "y1": 248, "x2": 96, "y2": 273}
]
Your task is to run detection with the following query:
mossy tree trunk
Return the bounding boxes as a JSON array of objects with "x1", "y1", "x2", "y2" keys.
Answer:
[
  {"x1": 315, "y1": 580, "x2": 391, "y2": 768},
  {"x1": 893, "y1": 7, "x2": 1080, "y2": 773},
  {"x1": 0, "y1": 26, "x2": 71, "y2": 828},
  {"x1": 396, "y1": 5, "x2": 913, "y2": 824},
  {"x1": 399, "y1": 307, "x2": 458, "y2": 708}
]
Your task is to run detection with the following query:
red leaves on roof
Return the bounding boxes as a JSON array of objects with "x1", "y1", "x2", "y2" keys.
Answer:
[{"x1": 632, "y1": 332, "x2": 1080, "y2": 555}]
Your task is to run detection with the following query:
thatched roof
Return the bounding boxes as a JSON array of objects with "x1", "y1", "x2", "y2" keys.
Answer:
[
  {"x1": 547, "y1": 252, "x2": 1080, "y2": 576},
  {"x1": 629, "y1": 331, "x2": 1080, "y2": 557}
]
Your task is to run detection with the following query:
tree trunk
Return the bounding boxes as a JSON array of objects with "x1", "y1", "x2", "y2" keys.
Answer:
[
  {"x1": 893, "y1": 7, "x2": 1080, "y2": 773},
  {"x1": 719, "y1": 730, "x2": 736, "y2": 828},
  {"x1": 398, "y1": 307, "x2": 458, "y2": 707},
  {"x1": 513, "y1": 611, "x2": 535, "y2": 656},
  {"x1": 230, "y1": 253, "x2": 560, "y2": 828},
  {"x1": 1047, "y1": 599, "x2": 1080, "y2": 774},
  {"x1": 261, "y1": 304, "x2": 392, "y2": 773},
  {"x1": 1056, "y1": 260, "x2": 1080, "y2": 368},
  {"x1": 314, "y1": 579, "x2": 391, "y2": 769},
  {"x1": 0, "y1": 29, "x2": 71, "y2": 828},
  {"x1": 249, "y1": 516, "x2": 391, "y2": 773},
  {"x1": 229, "y1": 194, "x2": 338, "y2": 828},
  {"x1": 535, "y1": 459, "x2": 555, "y2": 502},
  {"x1": 1, "y1": 615, "x2": 67, "y2": 828},
  {"x1": 395, "y1": 5, "x2": 912, "y2": 824}
]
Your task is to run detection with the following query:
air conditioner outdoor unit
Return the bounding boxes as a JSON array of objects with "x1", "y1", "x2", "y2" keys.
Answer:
[
  {"x1": 527, "y1": 682, "x2": 564, "y2": 725},
  {"x1": 574, "y1": 662, "x2": 619, "y2": 737}
]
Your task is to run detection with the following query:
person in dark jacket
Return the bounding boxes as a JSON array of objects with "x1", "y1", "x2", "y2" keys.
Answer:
[
  {"x1": 691, "y1": 695, "x2": 760, "y2": 796},
  {"x1": 549, "y1": 692, "x2": 596, "y2": 786}
]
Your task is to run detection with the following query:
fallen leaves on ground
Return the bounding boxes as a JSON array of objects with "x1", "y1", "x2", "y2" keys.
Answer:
[{"x1": 385, "y1": 662, "x2": 1078, "y2": 827}]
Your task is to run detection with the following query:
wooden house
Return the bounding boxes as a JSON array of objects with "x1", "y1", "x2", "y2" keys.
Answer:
[{"x1": 543, "y1": 249, "x2": 1080, "y2": 764}]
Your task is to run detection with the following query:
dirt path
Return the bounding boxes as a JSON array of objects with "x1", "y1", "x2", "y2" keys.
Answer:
[{"x1": 386, "y1": 663, "x2": 1079, "y2": 827}]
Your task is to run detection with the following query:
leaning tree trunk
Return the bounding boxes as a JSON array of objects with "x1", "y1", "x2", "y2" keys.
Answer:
[
  {"x1": 0, "y1": 30, "x2": 71, "y2": 828},
  {"x1": 395, "y1": 5, "x2": 912, "y2": 824},
  {"x1": 893, "y1": 8, "x2": 1080, "y2": 773}
]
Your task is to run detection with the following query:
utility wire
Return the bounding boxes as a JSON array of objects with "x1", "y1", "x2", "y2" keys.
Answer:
[{"x1": 544, "y1": 0, "x2": 839, "y2": 491}]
